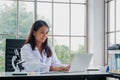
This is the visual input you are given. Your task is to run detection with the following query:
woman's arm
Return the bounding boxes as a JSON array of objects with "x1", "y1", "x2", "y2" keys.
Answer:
[
  {"x1": 21, "y1": 44, "x2": 40, "y2": 72},
  {"x1": 50, "y1": 46, "x2": 70, "y2": 71}
]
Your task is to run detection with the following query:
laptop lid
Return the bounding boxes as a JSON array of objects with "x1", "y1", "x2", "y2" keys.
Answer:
[{"x1": 69, "y1": 53, "x2": 93, "y2": 72}]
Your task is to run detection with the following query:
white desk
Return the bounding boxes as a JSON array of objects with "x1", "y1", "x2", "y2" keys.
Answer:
[{"x1": 0, "y1": 71, "x2": 115, "y2": 80}]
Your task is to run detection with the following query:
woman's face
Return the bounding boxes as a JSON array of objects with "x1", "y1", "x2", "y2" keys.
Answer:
[{"x1": 33, "y1": 26, "x2": 49, "y2": 44}]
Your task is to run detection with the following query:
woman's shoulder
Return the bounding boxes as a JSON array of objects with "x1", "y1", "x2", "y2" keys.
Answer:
[{"x1": 21, "y1": 43, "x2": 31, "y2": 50}]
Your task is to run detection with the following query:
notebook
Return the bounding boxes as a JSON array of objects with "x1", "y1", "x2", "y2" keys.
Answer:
[{"x1": 68, "y1": 53, "x2": 93, "y2": 72}]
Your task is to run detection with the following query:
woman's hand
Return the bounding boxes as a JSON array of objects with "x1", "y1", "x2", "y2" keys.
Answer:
[
  {"x1": 63, "y1": 64, "x2": 70, "y2": 71},
  {"x1": 50, "y1": 65, "x2": 70, "y2": 71}
]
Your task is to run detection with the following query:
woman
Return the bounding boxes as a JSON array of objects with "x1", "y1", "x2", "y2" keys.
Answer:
[{"x1": 21, "y1": 20, "x2": 70, "y2": 72}]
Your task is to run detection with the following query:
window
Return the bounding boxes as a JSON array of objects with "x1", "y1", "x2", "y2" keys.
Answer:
[
  {"x1": 105, "y1": 0, "x2": 120, "y2": 64},
  {"x1": 0, "y1": 0, "x2": 87, "y2": 72}
]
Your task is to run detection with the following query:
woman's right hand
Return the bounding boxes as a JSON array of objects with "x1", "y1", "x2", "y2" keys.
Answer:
[{"x1": 50, "y1": 65, "x2": 70, "y2": 71}]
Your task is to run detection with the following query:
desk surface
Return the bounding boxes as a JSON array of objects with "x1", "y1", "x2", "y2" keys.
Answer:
[
  {"x1": 0, "y1": 71, "x2": 114, "y2": 80},
  {"x1": 0, "y1": 71, "x2": 110, "y2": 77}
]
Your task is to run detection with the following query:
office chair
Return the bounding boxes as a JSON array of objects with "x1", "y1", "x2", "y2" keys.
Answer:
[{"x1": 5, "y1": 39, "x2": 25, "y2": 72}]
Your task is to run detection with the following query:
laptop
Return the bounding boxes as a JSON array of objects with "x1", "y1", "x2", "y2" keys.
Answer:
[
  {"x1": 68, "y1": 53, "x2": 93, "y2": 72},
  {"x1": 41, "y1": 53, "x2": 93, "y2": 74}
]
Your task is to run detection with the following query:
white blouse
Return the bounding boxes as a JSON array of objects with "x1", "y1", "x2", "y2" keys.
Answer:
[{"x1": 20, "y1": 43, "x2": 62, "y2": 72}]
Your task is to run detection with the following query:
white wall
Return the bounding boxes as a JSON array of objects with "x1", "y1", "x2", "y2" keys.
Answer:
[{"x1": 88, "y1": 0, "x2": 105, "y2": 66}]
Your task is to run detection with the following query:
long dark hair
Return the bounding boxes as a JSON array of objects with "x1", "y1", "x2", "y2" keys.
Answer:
[{"x1": 25, "y1": 20, "x2": 52, "y2": 57}]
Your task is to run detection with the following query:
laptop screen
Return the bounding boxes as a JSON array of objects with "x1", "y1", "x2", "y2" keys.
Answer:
[{"x1": 69, "y1": 53, "x2": 93, "y2": 72}]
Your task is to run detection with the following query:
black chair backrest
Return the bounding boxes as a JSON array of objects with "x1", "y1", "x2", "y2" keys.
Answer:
[{"x1": 5, "y1": 39, "x2": 25, "y2": 72}]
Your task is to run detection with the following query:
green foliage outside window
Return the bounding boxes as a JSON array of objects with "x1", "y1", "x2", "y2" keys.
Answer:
[{"x1": 0, "y1": 55, "x2": 4, "y2": 72}]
